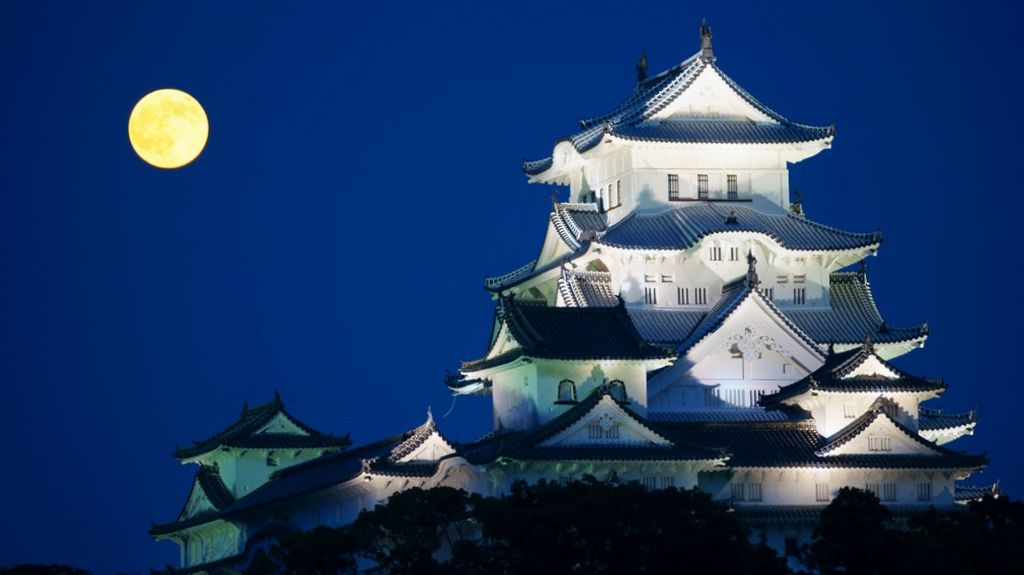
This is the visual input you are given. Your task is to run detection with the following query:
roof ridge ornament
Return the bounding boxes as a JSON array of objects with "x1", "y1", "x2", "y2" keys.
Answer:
[
  {"x1": 789, "y1": 189, "x2": 804, "y2": 217},
  {"x1": 745, "y1": 250, "x2": 760, "y2": 287},
  {"x1": 862, "y1": 334, "x2": 874, "y2": 352},
  {"x1": 636, "y1": 50, "x2": 648, "y2": 83},
  {"x1": 700, "y1": 18, "x2": 715, "y2": 62}
]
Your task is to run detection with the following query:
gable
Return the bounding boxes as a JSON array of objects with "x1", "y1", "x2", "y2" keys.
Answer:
[
  {"x1": 647, "y1": 66, "x2": 776, "y2": 123},
  {"x1": 841, "y1": 354, "x2": 899, "y2": 380},
  {"x1": 487, "y1": 320, "x2": 521, "y2": 359},
  {"x1": 539, "y1": 395, "x2": 672, "y2": 447},
  {"x1": 180, "y1": 478, "x2": 216, "y2": 520},
  {"x1": 688, "y1": 296, "x2": 824, "y2": 374},
  {"x1": 254, "y1": 413, "x2": 310, "y2": 436},
  {"x1": 825, "y1": 415, "x2": 941, "y2": 457},
  {"x1": 396, "y1": 431, "x2": 457, "y2": 463}
]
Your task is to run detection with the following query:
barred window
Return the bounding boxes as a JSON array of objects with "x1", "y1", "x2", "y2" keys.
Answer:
[
  {"x1": 793, "y1": 287, "x2": 806, "y2": 305},
  {"x1": 843, "y1": 403, "x2": 857, "y2": 418},
  {"x1": 917, "y1": 482, "x2": 932, "y2": 502},
  {"x1": 677, "y1": 287, "x2": 690, "y2": 305},
  {"x1": 760, "y1": 287, "x2": 774, "y2": 300},
  {"x1": 727, "y1": 174, "x2": 738, "y2": 200},
  {"x1": 695, "y1": 287, "x2": 708, "y2": 305},
  {"x1": 815, "y1": 483, "x2": 831, "y2": 502},
  {"x1": 868, "y1": 436, "x2": 892, "y2": 452},
  {"x1": 866, "y1": 483, "x2": 880, "y2": 497},
  {"x1": 748, "y1": 483, "x2": 763, "y2": 502},
  {"x1": 668, "y1": 174, "x2": 680, "y2": 200},
  {"x1": 659, "y1": 476, "x2": 675, "y2": 489},
  {"x1": 697, "y1": 174, "x2": 709, "y2": 199},
  {"x1": 882, "y1": 483, "x2": 897, "y2": 502},
  {"x1": 729, "y1": 246, "x2": 740, "y2": 261},
  {"x1": 710, "y1": 246, "x2": 722, "y2": 261},
  {"x1": 642, "y1": 476, "x2": 657, "y2": 490},
  {"x1": 645, "y1": 286, "x2": 658, "y2": 305},
  {"x1": 731, "y1": 483, "x2": 747, "y2": 501}
]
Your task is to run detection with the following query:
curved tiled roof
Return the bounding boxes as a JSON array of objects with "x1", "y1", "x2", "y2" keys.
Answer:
[
  {"x1": 462, "y1": 298, "x2": 671, "y2": 372},
  {"x1": 174, "y1": 394, "x2": 351, "y2": 460},
  {"x1": 785, "y1": 272, "x2": 928, "y2": 346},
  {"x1": 558, "y1": 268, "x2": 618, "y2": 307},
  {"x1": 919, "y1": 407, "x2": 978, "y2": 432},
  {"x1": 761, "y1": 342, "x2": 945, "y2": 405},
  {"x1": 599, "y1": 204, "x2": 879, "y2": 252},
  {"x1": 524, "y1": 52, "x2": 832, "y2": 176},
  {"x1": 614, "y1": 120, "x2": 832, "y2": 145},
  {"x1": 150, "y1": 466, "x2": 235, "y2": 536}
]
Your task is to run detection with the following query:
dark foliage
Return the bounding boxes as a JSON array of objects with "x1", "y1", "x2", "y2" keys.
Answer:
[{"x1": 245, "y1": 477, "x2": 786, "y2": 575}]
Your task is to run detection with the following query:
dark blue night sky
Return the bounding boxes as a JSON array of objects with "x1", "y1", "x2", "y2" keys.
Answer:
[{"x1": 1, "y1": 1, "x2": 1021, "y2": 572}]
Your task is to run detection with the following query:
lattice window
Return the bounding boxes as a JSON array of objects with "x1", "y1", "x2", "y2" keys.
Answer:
[
  {"x1": 727, "y1": 174, "x2": 738, "y2": 200},
  {"x1": 698, "y1": 174, "x2": 709, "y2": 199},
  {"x1": 868, "y1": 436, "x2": 892, "y2": 452},
  {"x1": 668, "y1": 174, "x2": 680, "y2": 200}
]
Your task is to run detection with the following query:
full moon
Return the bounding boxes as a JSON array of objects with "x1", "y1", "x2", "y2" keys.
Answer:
[{"x1": 128, "y1": 89, "x2": 208, "y2": 169}]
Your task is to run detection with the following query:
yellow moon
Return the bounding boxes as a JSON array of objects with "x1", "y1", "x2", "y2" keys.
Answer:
[{"x1": 128, "y1": 89, "x2": 208, "y2": 169}]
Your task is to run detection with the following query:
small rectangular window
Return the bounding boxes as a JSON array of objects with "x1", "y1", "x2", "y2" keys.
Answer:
[
  {"x1": 866, "y1": 483, "x2": 881, "y2": 498},
  {"x1": 883, "y1": 483, "x2": 897, "y2": 502},
  {"x1": 731, "y1": 483, "x2": 746, "y2": 501},
  {"x1": 815, "y1": 483, "x2": 831, "y2": 502},
  {"x1": 645, "y1": 286, "x2": 658, "y2": 305},
  {"x1": 793, "y1": 287, "x2": 806, "y2": 305},
  {"x1": 644, "y1": 273, "x2": 657, "y2": 283},
  {"x1": 793, "y1": 274, "x2": 806, "y2": 284},
  {"x1": 559, "y1": 475, "x2": 572, "y2": 485},
  {"x1": 668, "y1": 174, "x2": 680, "y2": 200},
  {"x1": 777, "y1": 275, "x2": 789, "y2": 283},
  {"x1": 695, "y1": 287, "x2": 708, "y2": 305},
  {"x1": 727, "y1": 174, "x2": 738, "y2": 200},
  {"x1": 659, "y1": 476, "x2": 675, "y2": 489},
  {"x1": 760, "y1": 287, "x2": 774, "y2": 300},
  {"x1": 697, "y1": 174, "x2": 709, "y2": 199},
  {"x1": 677, "y1": 287, "x2": 690, "y2": 305},
  {"x1": 642, "y1": 476, "x2": 657, "y2": 490},
  {"x1": 843, "y1": 403, "x2": 857, "y2": 418},
  {"x1": 661, "y1": 274, "x2": 674, "y2": 283},
  {"x1": 710, "y1": 246, "x2": 722, "y2": 261},
  {"x1": 614, "y1": 180, "x2": 622, "y2": 208},
  {"x1": 729, "y1": 247, "x2": 740, "y2": 261},
  {"x1": 917, "y1": 482, "x2": 932, "y2": 502}
]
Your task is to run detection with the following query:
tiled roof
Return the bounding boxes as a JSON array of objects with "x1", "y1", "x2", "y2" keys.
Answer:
[
  {"x1": 652, "y1": 419, "x2": 986, "y2": 470},
  {"x1": 462, "y1": 298, "x2": 671, "y2": 372},
  {"x1": 647, "y1": 410, "x2": 797, "y2": 423},
  {"x1": 762, "y1": 342, "x2": 944, "y2": 405},
  {"x1": 955, "y1": 483, "x2": 999, "y2": 503},
  {"x1": 466, "y1": 389, "x2": 725, "y2": 463},
  {"x1": 627, "y1": 308, "x2": 705, "y2": 345},
  {"x1": 524, "y1": 54, "x2": 832, "y2": 175},
  {"x1": 559, "y1": 268, "x2": 618, "y2": 307},
  {"x1": 614, "y1": 120, "x2": 833, "y2": 145},
  {"x1": 920, "y1": 407, "x2": 978, "y2": 432},
  {"x1": 223, "y1": 418, "x2": 453, "y2": 517},
  {"x1": 599, "y1": 204, "x2": 879, "y2": 252},
  {"x1": 173, "y1": 394, "x2": 351, "y2": 460},
  {"x1": 552, "y1": 203, "x2": 607, "y2": 250},
  {"x1": 150, "y1": 467, "x2": 235, "y2": 536},
  {"x1": 673, "y1": 280, "x2": 823, "y2": 357},
  {"x1": 785, "y1": 272, "x2": 928, "y2": 346}
]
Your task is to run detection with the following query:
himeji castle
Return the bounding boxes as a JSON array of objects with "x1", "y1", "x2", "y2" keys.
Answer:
[{"x1": 152, "y1": 23, "x2": 993, "y2": 573}]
